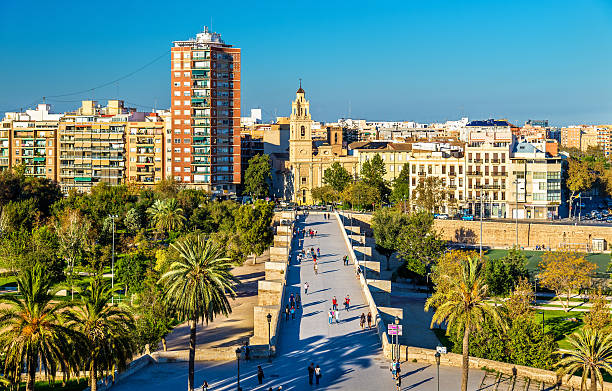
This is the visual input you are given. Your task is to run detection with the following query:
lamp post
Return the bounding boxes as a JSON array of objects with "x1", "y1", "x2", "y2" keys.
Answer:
[
  {"x1": 267, "y1": 313, "x2": 272, "y2": 363},
  {"x1": 361, "y1": 235, "x2": 366, "y2": 283},
  {"x1": 434, "y1": 351, "x2": 441, "y2": 391},
  {"x1": 479, "y1": 195, "x2": 487, "y2": 256},
  {"x1": 235, "y1": 347, "x2": 242, "y2": 391},
  {"x1": 514, "y1": 178, "x2": 519, "y2": 248},
  {"x1": 109, "y1": 214, "x2": 118, "y2": 304},
  {"x1": 539, "y1": 311, "x2": 545, "y2": 334},
  {"x1": 394, "y1": 316, "x2": 400, "y2": 363}
]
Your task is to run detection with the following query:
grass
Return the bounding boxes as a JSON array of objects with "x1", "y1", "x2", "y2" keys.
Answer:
[
  {"x1": 535, "y1": 309, "x2": 585, "y2": 350},
  {"x1": 8, "y1": 378, "x2": 88, "y2": 391},
  {"x1": 0, "y1": 276, "x2": 16, "y2": 287},
  {"x1": 485, "y1": 249, "x2": 611, "y2": 273}
]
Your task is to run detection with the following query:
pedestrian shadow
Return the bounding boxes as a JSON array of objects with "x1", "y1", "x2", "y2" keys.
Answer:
[
  {"x1": 302, "y1": 299, "x2": 327, "y2": 307},
  {"x1": 402, "y1": 365, "x2": 430, "y2": 377},
  {"x1": 301, "y1": 310, "x2": 322, "y2": 317},
  {"x1": 404, "y1": 377, "x2": 433, "y2": 390},
  {"x1": 319, "y1": 269, "x2": 338, "y2": 274}
]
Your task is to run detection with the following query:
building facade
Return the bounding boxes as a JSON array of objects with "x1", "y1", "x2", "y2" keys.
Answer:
[
  {"x1": 171, "y1": 27, "x2": 241, "y2": 194},
  {"x1": 287, "y1": 86, "x2": 358, "y2": 204}
]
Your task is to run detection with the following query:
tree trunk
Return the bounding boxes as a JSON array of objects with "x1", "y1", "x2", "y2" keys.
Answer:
[
  {"x1": 90, "y1": 359, "x2": 97, "y2": 391},
  {"x1": 162, "y1": 337, "x2": 168, "y2": 352},
  {"x1": 461, "y1": 323, "x2": 471, "y2": 391},
  {"x1": 188, "y1": 319, "x2": 196, "y2": 391},
  {"x1": 591, "y1": 371, "x2": 598, "y2": 391},
  {"x1": 565, "y1": 290, "x2": 571, "y2": 312},
  {"x1": 26, "y1": 353, "x2": 36, "y2": 391}
]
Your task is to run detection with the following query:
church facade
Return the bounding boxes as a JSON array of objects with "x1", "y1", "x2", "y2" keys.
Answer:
[{"x1": 287, "y1": 86, "x2": 358, "y2": 204}]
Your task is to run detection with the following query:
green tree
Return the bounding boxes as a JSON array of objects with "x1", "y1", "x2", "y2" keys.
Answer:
[
  {"x1": 506, "y1": 317, "x2": 557, "y2": 369},
  {"x1": 411, "y1": 177, "x2": 447, "y2": 213},
  {"x1": 159, "y1": 235, "x2": 238, "y2": 391},
  {"x1": 566, "y1": 158, "x2": 595, "y2": 218},
  {"x1": 538, "y1": 251, "x2": 596, "y2": 312},
  {"x1": 390, "y1": 163, "x2": 411, "y2": 208},
  {"x1": 341, "y1": 181, "x2": 380, "y2": 209},
  {"x1": 484, "y1": 248, "x2": 528, "y2": 296},
  {"x1": 243, "y1": 154, "x2": 271, "y2": 199},
  {"x1": 425, "y1": 256, "x2": 504, "y2": 391},
  {"x1": 322, "y1": 162, "x2": 352, "y2": 192},
  {"x1": 0, "y1": 264, "x2": 79, "y2": 391},
  {"x1": 371, "y1": 208, "x2": 407, "y2": 270},
  {"x1": 234, "y1": 200, "x2": 274, "y2": 264},
  {"x1": 124, "y1": 207, "x2": 145, "y2": 233},
  {"x1": 0, "y1": 198, "x2": 39, "y2": 232},
  {"x1": 311, "y1": 185, "x2": 340, "y2": 205},
  {"x1": 556, "y1": 329, "x2": 612, "y2": 391},
  {"x1": 147, "y1": 198, "x2": 186, "y2": 237},
  {"x1": 583, "y1": 290, "x2": 612, "y2": 331},
  {"x1": 55, "y1": 209, "x2": 93, "y2": 300},
  {"x1": 397, "y1": 211, "x2": 446, "y2": 277},
  {"x1": 360, "y1": 154, "x2": 390, "y2": 202},
  {"x1": 68, "y1": 278, "x2": 135, "y2": 391},
  {"x1": 115, "y1": 250, "x2": 154, "y2": 295}
]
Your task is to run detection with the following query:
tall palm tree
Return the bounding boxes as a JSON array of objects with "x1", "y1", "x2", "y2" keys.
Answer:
[
  {"x1": 159, "y1": 234, "x2": 237, "y2": 391},
  {"x1": 147, "y1": 198, "x2": 186, "y2": 237},
  {"x1": 67, "y1": 278, "x2": 135, "y2": 391},
  {"x1": 425, "y1": 256, "x2": 504, "y2": 391},
  {"x1": 0, "y1": 264, "x2": 79, "y2": 391},
  {"x1": 556, "y1": 328, "x2": 612, "y2": 391}
]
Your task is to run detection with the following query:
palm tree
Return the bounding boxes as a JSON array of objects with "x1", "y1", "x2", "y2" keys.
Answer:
[
  {"x1": 425, "y1": 256, "x2": 504, "y2": 391},
  {"x1": 67, "y1": 278, "x2": 135, "y2": 391},
  {"x1": 0, "y1": 264, "x2": 79, "y2": 391},
  {"x1": 556, "y1": 328, "x2": 612, "y2": 391},
  {"x1": 159, "y1": 234, "x2": 238, "y2": 391},
  {"x1": 147, "y1": 198, "x2": 186, "y2": 237}
]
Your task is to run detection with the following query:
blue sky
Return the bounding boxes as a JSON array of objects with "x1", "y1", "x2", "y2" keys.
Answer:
[{"x1": 1, "y1": 0, "x2": 611, "y2": 126}]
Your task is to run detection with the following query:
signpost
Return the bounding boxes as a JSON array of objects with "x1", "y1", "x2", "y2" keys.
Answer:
[{"x1": 388, "y1": 324, "x2": 403, "y2": 360}]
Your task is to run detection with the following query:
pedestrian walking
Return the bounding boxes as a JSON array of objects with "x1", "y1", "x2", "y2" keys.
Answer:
[
  {"x1": 201, "y1": 380, "x2": 209, "y2": 391},
  {"x1": 244, "y1": 341, "x2": 250, "y2": 360},
  {"x1": 285, "y1": 305, "x2": 290, "y2": 321},
  {"x1": 317, "y1": 247, "x2": 320, "y2": 257},
  {"x1": 291, "y1": 305, "x2": 295, "y2": 320},
  {"x1": 257, "y1": 365, "x2": 264, "y2": 385},
  {"x1": 367, "y1": 311, "x2": 372, "y2": 328},
  {"x1": 335, "y1": 309, "x2": 340, "y2": 323},
  {"x1": 395, "y1": 361, "x2": 401, "y2": 378},
  {"x1": 296, "y1": 294, "x2": 301, "y2": 309},
  {"x1": 314, "y1": 263, "x2": 318, "y2": 275},
  {"x1": 332, "y1": 296, "x2": 338, "y2": 311},
  {"x1": 315, "y1": 365, "x2": 322, "y2": 385},
  {"x1": 304, "y1": 282, "x2": 309, "y2": 295},
  {"x1": 289, "y1": 293, "x2": 295, "y2": 307},
  {"x1": 360, "y1": 313, "x2": 366, "y2": 329},
  {"x1": 344, "y1": 295, "x2": 350, "y2": 311},
  {"x1": 308, "y1": 363, "x2": 315, "y2": 385},
  {"x1": 390, "y1": 361, "x2": 397, "y2": 378},
  {"x1": 328, "y1": 309, "x2": 333, "y2": 324}
]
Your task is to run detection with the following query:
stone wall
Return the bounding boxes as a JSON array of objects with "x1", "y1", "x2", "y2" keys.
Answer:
[
  {"x1": 345, "y1": 212, "x2": 612, "y2": 251},
  {"x1": 403, "y1": 346, "x2": 612, "y2": 391}
]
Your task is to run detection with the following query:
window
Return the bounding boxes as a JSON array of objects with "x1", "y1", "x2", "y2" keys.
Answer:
[
  {"x1": 183, "y1": 120, "x2": 190, "y2": 125},
  {"x1": 411, "y1": 165, "x2": 416, "y2": 174},
  {"x1": 174, "y1": 63, "x2": 181, "y2": 70},
  {"x1": 184, "y1": 138, "x2": 191, "y2": 144},
  {"x1": 174, "y1": 100, "x2": 181, "y2": 106},
  {"x1": 174, "y1": 120, "x2": 180, "y2": 125},
  {"x1": 184, "y1": 72, "x2": 189, "y2": 77},
  {"x1": 184, "y1": 100, "x2": 190, "y2": 106},
  {"x1": 183, "y1": 129, "x2": 190, "y2": 134},
  {"x1": 174, "y1": 110, "x2": 181, "y2": 115},
  {"x1": 174, "y1": 91, "x2": 180, "y2": 96},
  {"x1": 174, "y1": 72, "x2": 181, "y2": 77},
  {"x1": 174, "y1": 139, "x2": 181, "y2": 144},
  {"x1": 174, "y1": 53, "x2": 181, "y2": 59},
  {"x1": 533, "y1": 172, "x2": 547, "y2": 179},
  {"x1": 183, "y1": 91, "x2": 191, "y2": 96},
  {"x1": 184, "y1": 167, "x2": 191, "y2": 173},
  {"x1": 174, "y1": 148, "x2": 181, "y2": 153},
  {"x1": 174, "y1": 167, "x2": 180, "y2": 172},
  {"x1": 539, "y1": 182, "x2": 546, "y2": 191},
  {"x1": 174, "y1": 157, "x2": 181, "y2": 162},
  {"x1": 301, "y1": 126, "x2": 305, "y2": 137},
  {"x1": 173, "y1": 82, "x2": 180, "y2": 87},
  {"x1": 183, "y1": 110, "x2": 190, "y2": 115},
  {"x1": 390, "y1": 165, "x2": 394, "y2": 172},
  {"x1": 174, "y1": 129, "x2": 181, "y2": 134},
  {"x1": 184, "y1": 157, "x2": 190, "y2": 162},
  {"x1": 183, "y1": 148, "x2": 190, "y2": 153}
]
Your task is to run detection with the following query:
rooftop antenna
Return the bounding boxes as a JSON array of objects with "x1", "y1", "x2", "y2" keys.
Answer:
[{"x1": 299, "y1": 78, "x2": 302, "y2": 89}]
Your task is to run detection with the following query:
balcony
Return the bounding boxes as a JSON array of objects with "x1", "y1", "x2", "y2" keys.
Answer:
[
  {"x1": 448, "y1": 185, "x2": 457, "y2": 189},
  {"x1": 418, "y1": 172, "x2": 426, "y2": 176},
  {"x1": 491, "y1": 172, "x2": 507, "y2": 177},
  {"x1": 448, "y1": 172, "x2": 457, "y2": 176},
  {"x1": 467, "y1": 171, "x2": 482, "y2": 176},
  {"x1": 491, "y1": 159, "x2": 500, "y2": 163},
  {"x1": 472, "y1": 159, "x2": 483, "y2": 163}
]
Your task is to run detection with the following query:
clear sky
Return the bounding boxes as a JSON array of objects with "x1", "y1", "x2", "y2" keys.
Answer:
[{"x1": 1, "y1": 0, "x2": 611, "y2": 126}]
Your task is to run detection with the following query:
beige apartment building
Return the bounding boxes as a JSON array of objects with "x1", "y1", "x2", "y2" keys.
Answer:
[{"x1": 0, "y1": 101, "x2": 168, "y2": 193}]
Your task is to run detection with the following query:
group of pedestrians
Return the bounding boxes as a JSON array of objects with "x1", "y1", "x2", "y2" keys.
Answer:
[
  {"x1": 307, "y1": 363, "x2": 323, "y2": 385},
  {"x1": 359, "y1": 312, "x2": 373, "y2": 329},
  {"x1": 390, "y1": 360, "x2": 402, "y2": 390},
  {"x1": 285, "y1": 293, "x2": 301, "y2": 321}
]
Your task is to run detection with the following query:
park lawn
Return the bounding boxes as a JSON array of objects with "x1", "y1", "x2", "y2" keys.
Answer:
[
  {"x1": 536, "y1": 309, "x2": 586, "y2": 350},
  {"x1": 485, "y1": 249, "x2": 611, "y2": 273},
  {"x1": 0, "y1": 276, "x2": 16, "y2": 287},
  {"x1": 14, "y1": 377, "x2": 88, "y2": 391}
]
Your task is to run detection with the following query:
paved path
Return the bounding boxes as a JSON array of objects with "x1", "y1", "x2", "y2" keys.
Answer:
[{"x1": 112, "y1": 213, "x2": 485, "y2": 391}]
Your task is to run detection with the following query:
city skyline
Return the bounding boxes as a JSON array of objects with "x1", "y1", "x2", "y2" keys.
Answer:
[{"x1": 1, "y1": 0, "x2": 611, "y2": 126}]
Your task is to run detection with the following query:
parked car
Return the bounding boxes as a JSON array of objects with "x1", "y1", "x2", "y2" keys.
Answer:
[
  {"x1": 462, "y1": 214, "x2": 474, "y2": 221},
  {"x1": 435, "y1": 213, "x2": 449, "y2": 219}
]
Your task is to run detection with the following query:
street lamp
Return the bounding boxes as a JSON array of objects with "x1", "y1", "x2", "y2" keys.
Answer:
[
  {"x1": 434, "y1": 352, "x2": 441, "y2": 391},
  {"x1": 235, "y1": 347, "x2": 242, "y2": 391},
  {"x1": 479, "y1": 194, "x2": 487, "y2": 256},
  {"x1": 394, "y1": 316, "x2": 400, "y2": 363},
  {"x1": 361, "y1": 235, "x2": 366, "y2": 283},
  {"x1": 266, "y1": 313, "x2": 272, "y2": 363},
  {"x1": 109, "y1": 214, "x2": 118, "y2": 304},
  {"x1": 539, "y1": 311, "x2": 545, "y2": 334}
]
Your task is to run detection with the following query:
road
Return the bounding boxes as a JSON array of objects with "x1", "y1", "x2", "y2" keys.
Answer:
[{"x1": 112, "y1": 213, "x2": 485, "y2": 391}]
